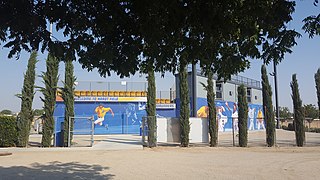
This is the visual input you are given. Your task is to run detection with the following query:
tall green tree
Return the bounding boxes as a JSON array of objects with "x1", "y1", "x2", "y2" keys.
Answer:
[
  {"x1": 40, "y1": 54, "x2": 59, "y2": 147},
  {"x1": 261, "y1": 65, "x2": 275, "y2": 147},
  {"x1": 146, "y1": 65, "x2": 157, "y2": 148},
  {"x1": 238, "y1": 84, "x2": 248, "y2": 147},
  {"x1": 290, "y1": 74, "x2": 305, "y2": 147},
  {"x1": 315, "y1": 68, "x2": 320, "y2": 119},
  {"x1": 61, "y1": 59, "x2": 76, "y2": 147},
  {"x1": 206, "y1": 70, "x2": 217, "y2": 147},
  {"x1": 179, "y1": 58, "x2": 190, "y2": 147},
  {"x1": 16, "y1": 51, "x2": 37, "y2": 147}
]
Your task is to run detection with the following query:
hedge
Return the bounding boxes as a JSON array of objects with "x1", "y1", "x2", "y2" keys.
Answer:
[{"x1": 0, "y1": 116, "x2": 17, "y2": 147}]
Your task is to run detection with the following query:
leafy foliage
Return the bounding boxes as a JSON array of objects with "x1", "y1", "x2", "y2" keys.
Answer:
[
  {"x1": 238, "y1": 84, "x2": 248, "y2": 147},
  {"x1": 302, "y1": 1, "x2": 319, "y2": 38},
  {"x1": 315, "y1": 68, "x2": 320, "y2": 119},
  {"x1": 290, "y1": 74, "x2": 305, "y2": 147},
  {"x1": 303, "y1": 104, "x2": 318, "y2": 120},
  {"x1": 179, "y1": 59, "x2": 190, "y2": 147},
  {"x1": 34, "y1": 109, "x2": 44, "y2": 116},
  {"x1": 146, "y1": 67, "x2": 157, "y2": 148},
  {"x1": 279, "y1": 107, "x2": 292, "y2": 120},
  {"x1": 0, "y1": 1, "x2": 299, "y2": 81},
  {"x1": 205, "y1": 70, "x2": 217, "y2": 147},
  {"x1": 0, "y1": 110, "x2": 12, "y2": 115},
  {"x1": 61, "y1": 59, "x2": 76, "y2": 147},
  {"x1": 0, "y1": 116, "x2": 17, "y2": 147},
  {"x1": 16, "y1": 51, "x2": 37, "y2": 147},
  {"x1": 261, "y1": 65, "x2": 275, "y2": 147},
  {"x1": 40, "y1": 54, "x2": 59, "y2": 147}
]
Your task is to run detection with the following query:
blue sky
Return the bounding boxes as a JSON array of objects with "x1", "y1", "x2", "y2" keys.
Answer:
[{"x1": 0, "y1": 0, "x2": 319, "y2": 112}]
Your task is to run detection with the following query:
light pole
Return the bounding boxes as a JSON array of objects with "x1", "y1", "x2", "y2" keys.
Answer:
[
  {"x1": 192, "y1": 63, "x2": 197, "y2": 117},
  {"x1": 273, "y1": 60, "x2": 280, "y2": 129}
]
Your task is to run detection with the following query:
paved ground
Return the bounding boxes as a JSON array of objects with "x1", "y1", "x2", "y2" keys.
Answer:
[{"x1": 1, "y1": 130, "x2": 320, "y2": 179}]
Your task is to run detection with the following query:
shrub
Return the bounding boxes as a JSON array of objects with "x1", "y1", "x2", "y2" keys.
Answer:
[
  {"x1": 288, "y1": 123, "x2": 295, "y2": 131},
  {"x1": 308, "y1": 128, "x2": 320, "y2": 133},
  {"x1": 0, "y1": 116, "x2": 17, "y2": 147}
]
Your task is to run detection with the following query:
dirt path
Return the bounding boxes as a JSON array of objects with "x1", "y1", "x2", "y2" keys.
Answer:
[
  {"x1": 1, "y1": 130, "x2": 320, "y2": 179},
  {"x1": 1, "y1": 147, "x2": 320, "y2": 180}
]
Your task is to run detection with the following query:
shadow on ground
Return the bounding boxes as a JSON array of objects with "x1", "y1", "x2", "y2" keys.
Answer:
[{"x1": 0, "y1": 161, "x2": 114, "y2": 180}]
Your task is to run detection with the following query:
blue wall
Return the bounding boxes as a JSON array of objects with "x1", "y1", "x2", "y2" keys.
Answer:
[
  {"x1": 196, "y1": 97, "x2": 264, "y2": 132},
  {"x1": 54, "y1": 102, "x2": 175, "y2": 135}
]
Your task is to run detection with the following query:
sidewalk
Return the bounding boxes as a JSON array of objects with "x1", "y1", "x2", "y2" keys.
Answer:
[{"x1": 0, "y1": 134, "x2": 143, "y2": 152}]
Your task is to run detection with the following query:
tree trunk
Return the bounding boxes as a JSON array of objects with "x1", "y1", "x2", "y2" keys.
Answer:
[
  {"x1": 146, "y1": 67, "x2": 157, "y2": 147},
  {"x1": 314, "y1": 68, "x2": 320, "y2": 119},
  {"x1": 179, "y1": 59, "x2": 190, "y2": 147},
  {"x1": 238, "y1": 84, "x2": 248, "y2": 147}
]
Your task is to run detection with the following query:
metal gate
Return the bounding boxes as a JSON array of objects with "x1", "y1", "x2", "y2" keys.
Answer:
[{"x1": 68, "y1": 116, "x2": 94, "y2": 147}]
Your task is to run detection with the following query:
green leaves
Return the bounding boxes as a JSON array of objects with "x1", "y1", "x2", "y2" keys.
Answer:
[
  {"x1": 41, "y1": 53, "x2": 59, "y2": 147},
  {"x1": 0, "y1": 1, "x2": 300, "y2": 80},
  {"x1": 261, "y1": 65, "x2": 275, "y2": 147},
  {"x1": 62, "y1": 59, "x2": 76, "y2": 147},
  {"x1": 290, "y1": 74, "x2": 305, "y2": 147},
  {"x1": 206, "y1": 70, "x2": 217, "y2": 147},
  {"x1": 303, "y1": 13, "x2": 320, "y2": 38},
  {"x1": 16, "y1": 51, "x2": 37, "y2": 147}
]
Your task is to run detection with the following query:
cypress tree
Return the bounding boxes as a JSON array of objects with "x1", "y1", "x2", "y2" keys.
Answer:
[
  {"x1": 261, "y1": 65, "x2": 275, "y2": 147},
  {"x1": 315, "y1": 68, "x2": 320, "y2": 119},
  {"x1": 16, "y1": 51, "x2": 38, "y2": 147},
  {"x1": 146, "y1": 66, "x2": 157, "y2": 147},
  {"x1": 290, "y1": 74, "x2": 305, "y2": 147},
  {"x1": 40, "y1": 54, "x2": 59, "y2": 147},
  {"x1": 207, "y1": 70, "x2": 217, "y2": 147},
  {"x1": 62, "y1": 59, "x2": 76, "y2": 147},
  {"x1": 179, "y1": 59, "x2": 190, "y2": 147},
  {"x1": 238, "y1": 84, "x2": 248, "y2": 147}
]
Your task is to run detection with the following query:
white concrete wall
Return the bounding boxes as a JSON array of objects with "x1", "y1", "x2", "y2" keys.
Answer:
[
  {"x1": 189, "y1": 118, "x2": 209, "y2": 143},
  {"x1": 157, "y1": 118, "x2": 168, "y2": 143},
  {"x1": 251, "y1": 88, "x2": 262, "y2": 105},
  {"x1": 196, "y1": 76, "x2": 216, "y2": 98},
  {"x1": 222, "y1": 82, "x2": 238, "y2": 102},
  {"x1": 157, "y1": 117, "x2": 209, "y2": 143}
]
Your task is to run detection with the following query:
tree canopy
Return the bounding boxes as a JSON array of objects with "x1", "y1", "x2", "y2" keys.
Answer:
[
  {"x1": 0, "y1": 109, "x2": 12, "y2": 115},
  {"x1": 303, "y1": 104, "x2": 319, "y2": 119},
  {"x1": 0, "y1": 0, "x2": 300, "y2": 79},
  {"x1": 303, "y1": 1, "x2": 320, "y2": 38},
  {"x1": 279, "y1": 107, "x2": 292, "y2": 120}
]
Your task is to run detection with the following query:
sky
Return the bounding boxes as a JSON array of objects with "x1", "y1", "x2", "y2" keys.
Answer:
[{"x1": 0, "y1": 1, "x2": 319, "y2": 113}]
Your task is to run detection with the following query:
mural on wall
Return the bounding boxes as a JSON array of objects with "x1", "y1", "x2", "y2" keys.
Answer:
[
  {"x1": 197, "y1": 98, "x2": 264, "y2": 132},
  {"x1": 54, "y1": 101, "x2": 176, "y2": 135},
  {"x1": 94, "y1": 104, "x2": 114, "y2": 127}
]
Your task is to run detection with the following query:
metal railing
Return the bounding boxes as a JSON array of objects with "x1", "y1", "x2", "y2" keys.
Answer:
[
  {"x1": 57, "y1": 80, "x2": 176, "y2": 101},
  {"x1": 73, "y1": 81, "x2": 148, "y2": 91},
  {"x1": 196, "y1": 69, "x2": 261, "y2": 89}
]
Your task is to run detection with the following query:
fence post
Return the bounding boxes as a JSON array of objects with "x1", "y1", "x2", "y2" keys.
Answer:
[
  {"x1": 91, "y1": 116, "x2": 94, "y2": 147},
  {"x1": 68, "y1": 116, "x2": 71, "y2": 147}
]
